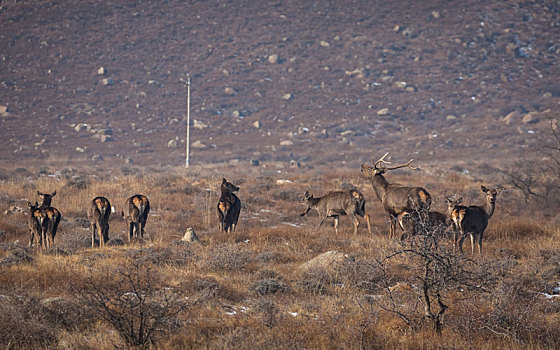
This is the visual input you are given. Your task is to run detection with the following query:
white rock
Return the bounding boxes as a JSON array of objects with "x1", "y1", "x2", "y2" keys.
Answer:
[
  {"x1": 252, "y1": 121, "x2": 261, "y2": 129},
  {"x1": 268, "y1": 54, "x2": 279, "y2": 64},
  {"x1": 282, "y1": 93, "x2": 293, "y2": 100},
  {"x1": 377, "y1": 108, "x2": 390, "y2": 116},
  {"x1": 168, "y1": 139, "x2": 177, "y2": 148},
  {"x1": 191, "y1": 140, "x2": 206, "y2": 148},
  {"x1": 182, "y1": 227, "x2": 200, "y2": 242},
  {"x1": 75, "y1": 147, "x2": 85, "y2": 153},
  {"x1": 193, "y1": 120, "x2": 208, "y2": 129},
  {"x1": 280, "y1": 140, "x2": 293, "y2": 146},
  {"x1": 97, "y1": 67, "x2": 105, "y2": 75}
]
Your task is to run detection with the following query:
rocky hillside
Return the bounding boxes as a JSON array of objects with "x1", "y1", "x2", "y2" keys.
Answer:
[{"x1": 1, "y1": 0, "x2": 559, "y2": 171}]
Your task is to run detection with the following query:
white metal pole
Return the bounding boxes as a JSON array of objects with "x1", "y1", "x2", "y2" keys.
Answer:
[{"x1": 186, "y1": 75, "x2": 190, "y2": 168}]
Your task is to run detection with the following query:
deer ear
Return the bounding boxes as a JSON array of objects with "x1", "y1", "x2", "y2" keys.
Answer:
[
  {"x1": 481, "y1": 185, "x2": 488, "y2": 193},
  {"x1": 304, "y1": 191, "x2": 310, "y2": 199},
  {"x1": 37, "y1": 190, "x2": 41, "y2": 196},
  {"x1": 496, "y1": 187, "x2": 503, "y2": 194},
  {"x1": 222, "y1": 178, "x2": 227, "y2": 184},
  {"x1": 51, "y1": 191, "x2": 56, "y2": 197},
  {"x1": 27, "y1": 201, "x2": 32, "y2": 208}
]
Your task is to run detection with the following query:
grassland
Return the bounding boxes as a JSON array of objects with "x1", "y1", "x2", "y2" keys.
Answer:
[{"x1": 0, "y1": 163, "x2": 559, "y2": 349}]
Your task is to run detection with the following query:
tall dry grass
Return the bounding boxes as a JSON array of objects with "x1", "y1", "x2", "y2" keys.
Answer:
[{"x1": 0, "y1": 164, "x2": 558, "y2": 349}]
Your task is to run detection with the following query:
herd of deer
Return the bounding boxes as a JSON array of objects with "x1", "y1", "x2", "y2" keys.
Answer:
[
  {"x1": 302, "y1": 153, "x2": 502, "y2": 255},
  {"x1": 27, "y1": 192, "x2": 150, "y2": 249},
  {"x1": 25, "y1": 154, "x2": 501, "y2": 255}
]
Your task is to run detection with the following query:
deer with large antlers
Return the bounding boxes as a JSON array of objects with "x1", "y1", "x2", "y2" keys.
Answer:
[
  {"x1": 449, "y1": 186, "x2": 502, "y2": 255},
  {"x1": 301, "y1": 189, "x2": 372, "y2": 235},
  {"x1": 361, "y1": 153, "x2": 432, "y2": 238},
  {"x1": 88, "y1": 196, "x2": 111, "y2": 247}
]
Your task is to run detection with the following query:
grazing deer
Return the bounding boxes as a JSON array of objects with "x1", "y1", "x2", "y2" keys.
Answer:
[
  {"x1": 397, "y1": 209, "x2": 448, "y2": 241},
  {"x1": 37, "y1": 191, "x2": 61, "y2": 248},
  {"x1": 217, "y1": 178, "x2": 241, "y2": 232},
  {"x1": 361, "y1": 153, "x2": 432, "y2": 238},
  {"x1": 450, "y1": 186, "x2": 502, "y2": 255},
  {"x1": 88, "y1": 196, "x2": 111, "y2": 247},
  {"x1": 122, "y1": 194, "x2": 150, "y2": 241},
  {"x1": 300, "y1": 189, "x2": 371, "y2": 234},
  {"x1": 27, "y1": 202, "x2": 48, "y2": 248}
]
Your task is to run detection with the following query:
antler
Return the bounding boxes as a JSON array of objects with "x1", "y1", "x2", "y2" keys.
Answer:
[{"x1": 372, "y1": 153, "x2": 418, "y2": 171}]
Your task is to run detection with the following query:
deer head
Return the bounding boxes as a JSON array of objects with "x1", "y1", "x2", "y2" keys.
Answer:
[
  {"x1": 360, "y1": 153, "x2": 417, "y2": 178},
  {"x1": 37, "y1": 191, "x2": 56, "y2": 207}
]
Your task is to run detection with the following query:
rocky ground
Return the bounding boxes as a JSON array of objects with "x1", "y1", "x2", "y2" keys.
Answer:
[{"x1": 1, "y1": 0, "x2": 559, "y2": 172}]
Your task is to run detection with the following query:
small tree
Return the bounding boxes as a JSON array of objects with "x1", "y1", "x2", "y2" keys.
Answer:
[
  {"x1": 73, "y1": 254, "x2": 188, "y2": 347},
  {"x1": 373, "y1": 214, "x2": 500, "y2": 334},
  {"x1": 500, "y1": 117, "x2": 560, "y2": 211}
]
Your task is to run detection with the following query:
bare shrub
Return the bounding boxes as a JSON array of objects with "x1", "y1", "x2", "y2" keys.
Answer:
[
  {"x1": 0, "y1": 295, "x2": 57, "y2": 348},
  {"x1": 200, "y1": 244, "x2": 256, "y2": 272},
  {"x1": 252, "y1": 279, "x2": 288, "y2": 296},
  {"x1": 72, "y1": 255, "x2": 188, "y2": 347}
]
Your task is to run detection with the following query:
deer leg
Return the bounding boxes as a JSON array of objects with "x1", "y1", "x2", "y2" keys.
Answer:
[
  {"x1": 364, "y1": 213, "x2": 372, "y2": 234},
  {"x1": 98, "y1": 223, "x2": 104, "y2": 247},
  {"x1": 29, "y1": 229, "x2": 35, "y2": 248},
  {"x1": 334, "y1": 216, "x2": 339, "y2": 234},
  {"x1": 477, "y1": 234, "x2": 483, "y2": 255},
  {"x1": 469, "y1": 233, "x2": 475, "y2": 255},
  {"x1": 128, "y1": 221, "x2": 134, "y2": 242},
  {"x1": 348, "y1": 213, "x2": 358, "y2": 235},
  {"x1": 317, "y1": 216, "x2": 327, "y2": 231},
  {"x1": 457, "y1": 233, "x2": 466, "y2": 253}
]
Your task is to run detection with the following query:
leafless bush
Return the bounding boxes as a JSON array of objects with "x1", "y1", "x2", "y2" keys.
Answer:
[
  {"x1": 252, "y1": 279, "x2": 288, "y2": 296},
  {"x1": 72, "y1": 255, "x2": 189, "y2": 348},
  {"x1": 373, "y1": 223, "x2": 503, "y2": 334},
  {"x1": 200, "y1": 244, "x2": 256, "y2": 272},
  {"x1": 500, "y1": 118, "x2": 560, "y2": 213}
]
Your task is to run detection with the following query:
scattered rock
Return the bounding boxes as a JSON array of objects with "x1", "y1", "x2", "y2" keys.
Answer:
[
  {"x1": 319, "y1": 40, "x2": 330, "y2": 47},
  {"x1": 377, "y1": 108, "x2": 390, "y2": 116},
  {"x1": 250, "y1": 159, "x2": 260, "y2": 166},
  {"x1": 75, "y1": 147, "x2": 85, "y2": 153},
  {"x1": 224, "y1": 87, "x2": 237, "y2": 96},
  {"x1": 168, "y1": 139, "x2": 178, "y2": 148},
  {"x1": 102, "y1": 78, "x2": 114, "y2": 86},
  {"x1": 0, "y1": 105, "x2": 7, "y2": 115},
  {"x1": 280, "y1": 140, "x2": 293, "y2": 146},
  {"x1": 268, "y1": 54, "x2": 279, "y2": 64},
  {"x1": 193, "y1": 119, "x2": 208, "y2": 129},
  {"x1": 252, "y1": 120, "x2": 261, "y2": 129},
  {"x1": 74, "y1": 123, "x2": 90, "y2": 132},
  {"x1": 290, "y1": 160, "x2": 300, "y2": 168},
  {"x1": 191, "y1": 140, "x2": 206, "y2": 148},
  {"x1": 182, "y1": 227, "x2": 200, "y2": 243},
  {"x1": 91, "y1": 155, "x2": 103, "y2": 161},
  {"x1": 97, "y1": 67, "x2": 105, "y2": 75},
  {"x1": 281, "y1": 93, "x2": 293, "y2": 100},
  {"x1": 299, "y1": 250, "x2": 353, "y2": 273}
]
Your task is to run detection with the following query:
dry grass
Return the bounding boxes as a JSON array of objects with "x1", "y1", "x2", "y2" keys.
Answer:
[{"x1": 0, "y1": 164, "x2": 559, "y2": 349}]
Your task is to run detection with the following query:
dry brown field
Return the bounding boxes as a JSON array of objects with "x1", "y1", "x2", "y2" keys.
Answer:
[{"x1": 0, "y1": 162, "x2": 559, "y2": 349}]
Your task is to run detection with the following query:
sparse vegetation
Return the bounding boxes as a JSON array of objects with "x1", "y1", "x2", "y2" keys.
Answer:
[{"x1": 0, "y1": 165, "x2": 558, "y2": 349}]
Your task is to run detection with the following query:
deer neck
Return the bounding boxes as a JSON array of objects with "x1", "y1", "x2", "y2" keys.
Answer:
[
  {"x1": 307, "y1": 197, "x2": 322, "y2": 209},
  {"x1": 482, "y1": 198, "x2": 496, "y2": 218},
  {"x1": 371, "y1": 174, "x2": 389, "y2": 201}
]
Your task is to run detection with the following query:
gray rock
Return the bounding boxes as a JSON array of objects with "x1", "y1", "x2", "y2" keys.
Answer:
[{"x1": 182, "y1": 227, "x2": 200, "y2": 242}]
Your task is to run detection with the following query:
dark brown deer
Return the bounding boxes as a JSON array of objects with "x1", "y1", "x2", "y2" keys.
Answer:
[
  {"x1": 445, "y1": 196, "x2": 467, "y2": 245},
  {"x1": 217, "y1": 178, "x2": 241, "y2": 232},
  {"x1": 397, "y1": 209, "x2": 448, "y2": 241},
  {"x1": 27, "y1": 202, "x2": 48, "y2": 248},
  {"x1": 88, "y1": 196, "x2": 111, "y2": 247},
  {"x1": 450, "y1": 186, "x2": 502, "y2": 255},
  {"x1": 361, "y1": 153, "x2": 432, "y2": 238},
  {"x1": 37, "y1": 191, "x2": 61, "y2": 248},
  {"x1": 300, "y1": 189, "x2": 371, "y2": 234},
  {"x1": 122, "y1": 194, "x2": 150, "y2": 241}
]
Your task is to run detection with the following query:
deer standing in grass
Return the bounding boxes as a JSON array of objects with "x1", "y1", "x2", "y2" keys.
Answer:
[
  {"x1": 361, "y1": 153, "x2": 432, "y2": 239},
  {"x1": 122, "y1": 194, "x2": 150, "y2": 241},
  {"x1": 37, "y1": 191, "x2": 61, "y2": 249},
  {"x1": 88, "y1": 196, "x2": 111, "y2": 247},
  {"x1": 397, "y1": 208, "x2": 448, "y2": 241},
  {"x1": 27, "y1": 202, "x2": 48, "y2": 248},
  {"x1": 217, "y1": 178, "x2": 241, "y2": 232},
  {"x1": 300, "y1": 189, "x2": 371, "y2": 235},
  {"x1": 448, "y1": 186, "x2": 502, "y2": 255}
]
